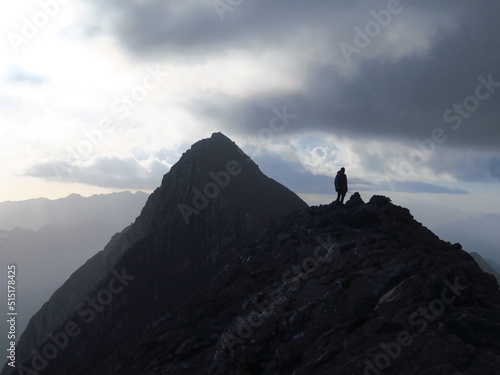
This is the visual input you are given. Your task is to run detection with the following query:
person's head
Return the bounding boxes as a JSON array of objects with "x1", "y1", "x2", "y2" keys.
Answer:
[{"x1": 340, "y1": 167, "x2": 345, "y2": 173}]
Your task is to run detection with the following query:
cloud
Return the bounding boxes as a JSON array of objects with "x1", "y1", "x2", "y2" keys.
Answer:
[
  {"x1": 7, "y1": 65, "x2": 46, "y2": 84},
  {"x1": 26, "y1": 154, "x2": 170, "y2": 189},
  {"x1": 8, "y1": 0, "x2": 499, "y2": 199},
  {"x1": 253, "y1": 150, "x2": 466, "y2": 196},
  {"x1": 385, "y1": 181, "x2": 469, "y2": 195},
  {"x1": 79, "y1": 1, "x2": 500, "y2": 146},
  {"x1": 83, "y1": 0, "x2": 349, "y2": 57}
]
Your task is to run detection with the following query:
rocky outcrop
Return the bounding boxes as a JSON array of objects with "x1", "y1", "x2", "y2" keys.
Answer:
[
  {"x1": 9, "y1": 133, "x2": 307, "y2": 375},
  {"x1": 113, "y1": 195, "x2": 500, "y2": 375}
]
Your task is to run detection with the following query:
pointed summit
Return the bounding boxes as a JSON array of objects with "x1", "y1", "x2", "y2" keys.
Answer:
[
  {"x1": 10, "y1": 134, "x2": 307, "y2": 375},
  {"x1": 156, "y1": 132, "x2": 304, "y2": 226}
]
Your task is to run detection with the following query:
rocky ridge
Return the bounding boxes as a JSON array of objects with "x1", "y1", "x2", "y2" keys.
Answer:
[{"x1": 113, "y1": 194, "x2": 500, "y2": 375}]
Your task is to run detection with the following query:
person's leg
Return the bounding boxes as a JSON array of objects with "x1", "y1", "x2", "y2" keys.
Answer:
[
  {"x1": 336, "y1": 191, "x2": 341, "y2": 203},
  {"x1": 340, "y1": 192, "x2": 346, "y2": 204}
]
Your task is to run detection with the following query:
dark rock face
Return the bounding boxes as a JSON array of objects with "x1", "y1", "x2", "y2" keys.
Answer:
[
  {"x1": 112, "y1": 195, "x2": 500, "y2": 375},
  {"x1": 9, "y1": 133, "x2": 307, "y2": 375}
]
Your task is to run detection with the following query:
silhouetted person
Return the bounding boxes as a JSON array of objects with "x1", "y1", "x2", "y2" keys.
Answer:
[{"x1": 334, "y1": 167, "x2": 348, "y2": 204}]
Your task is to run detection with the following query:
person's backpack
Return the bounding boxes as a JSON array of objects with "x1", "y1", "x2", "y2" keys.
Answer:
[{"x1": 335, "y1": 173, "x2": 345, "y2": 190}]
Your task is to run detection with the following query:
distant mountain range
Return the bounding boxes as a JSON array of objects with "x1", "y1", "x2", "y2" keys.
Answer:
[
  {"x1": 4, "y1": 133, "x2": 500, "y2": 375},
  {"x1": 0, "y1": 191, "x2": 149, "y2": 361},
  {"x1": 0, "y1": 191, "x2": 149, "y2": 231}
]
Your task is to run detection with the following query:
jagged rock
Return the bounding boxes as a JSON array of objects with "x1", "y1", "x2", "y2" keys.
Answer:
[
  {"x1": 369, "y1": 195, "x2": 392, "y2": 206},
  {"x1": 112, "y1": 196, "x2": 500, "y2": 375},
  {"x1": 344, "y1": 191, "x2": 364, "y2": 209}
]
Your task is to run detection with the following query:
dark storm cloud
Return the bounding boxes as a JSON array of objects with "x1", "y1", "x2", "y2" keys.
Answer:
[
  {"x1": 196, "y1": 23, "x2": 500, "y2": 151},
  {"x1": 134, "y1": 0, "x2": 499, "y2": 150},
  {"x1": 84, "y1": 0, "x2": 500, "y2": 148},
  {"x1": 83, "y1": 0, "x2": 500, "y2": 187},
  {"x1": 84, "y1": 0, "x2": 351, "y2": 56}
]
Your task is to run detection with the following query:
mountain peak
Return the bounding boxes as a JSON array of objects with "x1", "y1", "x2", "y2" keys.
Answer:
[
  {"x1": 210, "y1": 131, "x2": 232, "y2": 142},
  {"x1": 180, "y1": 132, "x2": 248, "y2": 167},
  {"x1": 191, "y1": 132, "x2": 237, "y2": 150},
  {"x1": 10, "y1": 134, "x2": 307, "y2": 375}
]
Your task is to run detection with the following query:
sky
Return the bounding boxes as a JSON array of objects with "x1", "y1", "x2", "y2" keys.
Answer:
[{"x1": 1, "y1": 0, "x2": 499, "y2": 228}]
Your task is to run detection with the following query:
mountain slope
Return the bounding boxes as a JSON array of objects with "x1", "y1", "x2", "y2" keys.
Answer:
[
  {"x1": 10, "y1": 133, "x2": 307, "y2": 375},
  {"x1": 113, "y1": 195, "x2": 500, "y2": 375}
]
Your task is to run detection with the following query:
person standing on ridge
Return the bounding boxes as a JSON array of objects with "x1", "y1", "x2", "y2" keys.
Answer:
[{"x1": 334, "y1": 167, "x2": 348, "y2": 204}]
